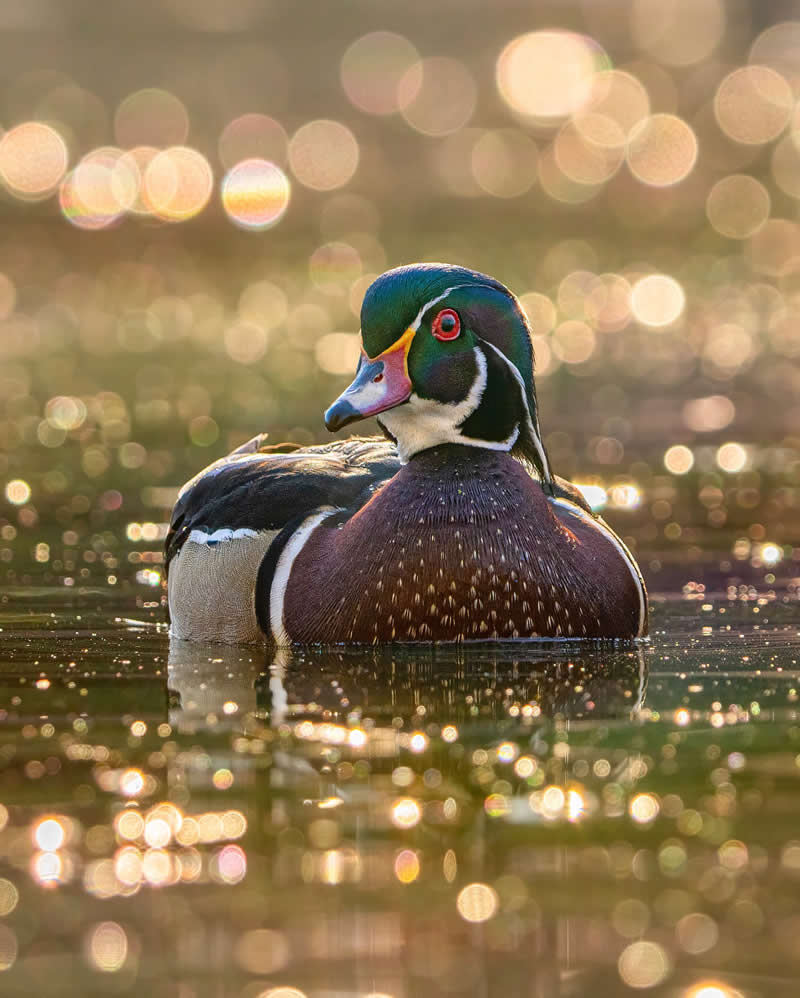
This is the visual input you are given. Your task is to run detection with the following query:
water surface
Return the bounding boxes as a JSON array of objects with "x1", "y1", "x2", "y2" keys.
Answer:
[{"x1": 1, "y1": 589, "x2": 799, "y2": 997}]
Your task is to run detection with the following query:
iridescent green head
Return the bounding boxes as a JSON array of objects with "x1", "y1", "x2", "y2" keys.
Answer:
[{"x1": 324, "y1": 263, "x2": 551, "y2": 485}]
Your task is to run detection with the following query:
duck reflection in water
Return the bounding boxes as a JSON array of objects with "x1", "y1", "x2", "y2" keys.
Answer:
[{"x1": 167, "y1": 639, "x2": 647, "y2": 727}]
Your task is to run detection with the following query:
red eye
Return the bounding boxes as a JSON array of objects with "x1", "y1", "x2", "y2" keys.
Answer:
[{"x1": 432, "y1": 308, "x2": 461, "y2": 341}]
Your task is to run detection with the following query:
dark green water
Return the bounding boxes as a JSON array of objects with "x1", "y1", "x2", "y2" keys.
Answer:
[{"x1": 1, "y1": 589, "x2": 799, "y2": 997}]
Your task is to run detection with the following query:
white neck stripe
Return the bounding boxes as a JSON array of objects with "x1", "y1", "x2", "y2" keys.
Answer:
[
  {"x1": 378, "y1": 346, "x2": 510, "y2": 462},
  {"x1": 480, "y1": 339, "x2": 551, "y2": 484}
]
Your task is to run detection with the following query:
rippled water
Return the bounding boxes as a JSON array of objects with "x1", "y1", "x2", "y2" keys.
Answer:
[{"x1": 1, "y1": 588, "x2": 800, "y2": 997}]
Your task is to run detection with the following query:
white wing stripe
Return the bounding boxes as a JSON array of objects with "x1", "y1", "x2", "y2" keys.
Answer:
[
  {"x1": 269, "y1": 507, "x2": 341, "y2": 646},
  {"x1": 187, "y1": 527, "x2": 259, "y2": 545}
]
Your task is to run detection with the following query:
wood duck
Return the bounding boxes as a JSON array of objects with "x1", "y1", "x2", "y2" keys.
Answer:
[{"x1": 165, "y1": 263, "x2": 648, "y2": 645}]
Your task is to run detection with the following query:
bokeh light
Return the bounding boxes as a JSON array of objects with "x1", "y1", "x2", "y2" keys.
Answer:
[
  {"x1": 224, "y1": 320, "x2": 268, "y2": 365},
  {"x1": 618, "y1": 941, "x2": 671, "y2": 989},
  {"x1": 706, "y1": 175, "x2": 770, "y2": 239},
  {"x1": 626, "y1": 114, "x2": 698, "y2": 187},
  {"x1": 391, "y1": 798, "x2": 422, "y2": 829},
  {"x1": 714, "y1": 66, "x2": 793, "y2": 146},
  {"x1": 683, "y1": 396, "x2": 735, "y2": 433},
  {"x1": 142, "y1": 147, "x2": 213, "y2": 221},
  {"x1": 746, "y1": 218, "x2": 800, "y2": 278},
  {"x1": 87, "y1": 922, "x2": 128, "y2": 972},
  {"x1": 0, "y1": 880, "x2": 19, "y2": 917},
  {"x1": 676, "y1": 913, "x2": 719, "y2": 955},
  {"x1": 115, "y1": 146, "x2": 158, "y2": 215},
  {"x1": 114, "y1": 88, "x2": 190, "y2": 147},
  {"x1": 0, "y1": 926, "x2": 17, "y2": 972},
  {"x1": 716, "y1": 442, "x2": 748, "y2": 473},
  {"x1": 471, "y1": 129, "x2": 538, "y2": 198},
  {"x1": 456, "y1": 883, "x2": 499, "y2": 923},
  {"x1": 552, "y1": 320, "x2": 596, "y2": 364},
  {"x1": 234, "y1": 929, "x2": 290, "y2": 975},
  {"x1": 394, "y1": 849, "x2": 420, "y2": 883},
  {"x1": 559, "y1": 115, "x2": 626, "y2": 185},
  {"x1": 664, "y1": 445, "x2": 694, "y2": 475},
  {"x1": 631, "y1": 0, "x2": 725, "y2": 67},
  {"x1": 0, "y1": 122, "x2": 68, "y2": 199},
  {"x1": 222, "y1": 159, "x2": 290, "y2": 230},
  {"x1": 496, "y1": 31, "x2": 608, "y2": 123},
  {"x1": 684, "y1": 986, "x2": 736, "y2": 998},
  {"x1": 771, "y1": 135, "x2": 800, "y2": 200},
  {"x1": 289, "y1": 120, "x2": 359, "y2": 191},
  {"x1": 585, "y1": 70, "x2": 650, "y2": 141},
  {"x1": 5, "y1": 479, "x2": 31, "y2": 505},
  {"x1": 749, "y1": 21, "x2": 800, "y2": 91},
  {"x1": 59, "y1": 147, "x2": 138, "y2": 230},
  {"x1": 630, "y1": 274, "x2": 685, "y2": 327},
  {"x1": 239, "y1": 280, "x2": 289, "y2": 329},
  {"x1": 308, "y1": 241, "x2": 362, "y2": 294},
  {"x1": 629, "y1": 793, "x2": 660, "y2": 824},
  {"x1": 341, "y1": 31, "x2": 421, "y2": 115},
  {"x1": 34, "y1": 817, "x2": 66, "y2": 851},
  {"x1": 218, "y1": 114, "x2": 288, "y2": 169},
  {"x1": 401, "y1": 57, "x2": 477, "y2": 136}
]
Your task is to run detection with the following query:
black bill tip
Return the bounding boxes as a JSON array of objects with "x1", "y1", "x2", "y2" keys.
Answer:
[{"x1": 324, "y1": 399, "x2": 361, "y2": 432}]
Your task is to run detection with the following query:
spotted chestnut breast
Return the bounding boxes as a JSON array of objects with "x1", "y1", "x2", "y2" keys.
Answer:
[{"x1": 259, "y1": 446, "x2": 644, "y2": 643}]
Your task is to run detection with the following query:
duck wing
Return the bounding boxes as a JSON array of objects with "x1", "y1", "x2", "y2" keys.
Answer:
[{"x1": 165, "y1": 435, "x2": 400, "y2": 572}]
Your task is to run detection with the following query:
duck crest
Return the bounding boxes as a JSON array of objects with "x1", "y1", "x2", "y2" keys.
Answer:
[
  {"x1": 260, "y1": 445, "x2": 644, "y2": 644},
  {"x1": 331, "y1": 263, "x2": 553, "y2": 486}
]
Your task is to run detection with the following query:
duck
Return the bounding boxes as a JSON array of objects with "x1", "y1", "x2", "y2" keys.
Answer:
[{"x1": 165, "y1": 263, "x2": 648, "y2": 645}]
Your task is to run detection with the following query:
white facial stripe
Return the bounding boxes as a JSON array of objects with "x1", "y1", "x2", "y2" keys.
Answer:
[
  {"x1": 548, "y1": 496, "x2": 648, "y2": 639},
  {"x1": 480, "y1": 340, "x2": 551, "y2": 484},
  {"x1": 410, "y1": 284, "x2": 471, "y2": 331},
  {"x1": 269, "y1": 507, "x2": 341, "y2": 646}
]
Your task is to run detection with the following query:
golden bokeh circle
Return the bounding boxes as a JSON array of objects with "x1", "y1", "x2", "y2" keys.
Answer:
[
  {"x1": 222, "y1": 159, "x2": 290, "y2": 230},
  {"x1": 714, "y1": 66, "x2": 793, "y2": 145},
  {"x1": 142, "y1": 146, "x2": 213, "y2": 221},
  {"x1": 289, "y1": 120, "x2": 359, "y2": 191},
  {"x1": 401, "y1": 57, "x2": 477, "y2": 136},
  {"x1": 618, "y1": 940, "x2": 671, "y2": 989},
  {"x1": 0, "y1": 121, "x2": 68, "y2": 199},
  {"x1": 706, "y1": 174, "x2": 770, "y2": 239},
  {"x1": 341, "y1": 31, "x2": 421, "y2": 115},
  {"x1": 218, "y1": 114, "x2": 288, "y2": 170},
  {"x1": 496, "y1": 30, "x2": 608, "y2": 122},
  {"x1": 631, "y1": 0, "x2": 725, "y2": 68},
  {"x1": 470, "y1": 129, "x2": 538, "y2": 198},
  {"x1": 626, "y1": 114, "x2": 698, "y2": 187}
]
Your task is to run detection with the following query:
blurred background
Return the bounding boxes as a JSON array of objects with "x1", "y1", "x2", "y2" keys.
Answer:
[{"x1": 0, "y1": 0, "x2": 799, "y2": 595}]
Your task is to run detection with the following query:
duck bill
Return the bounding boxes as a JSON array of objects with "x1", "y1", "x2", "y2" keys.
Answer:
[{"x1": 324, "y1": 328, "x2": 414, "y2": 431}]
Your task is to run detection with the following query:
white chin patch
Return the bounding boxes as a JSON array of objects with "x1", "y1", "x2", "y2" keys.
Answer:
[{"x1": 377, "y1": 347, "x2": 519, "y2": 462}]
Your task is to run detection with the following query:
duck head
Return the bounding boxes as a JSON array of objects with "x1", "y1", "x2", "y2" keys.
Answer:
[{"x1": 324, "y1": 263, "x2": 552, "y2": 487}]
